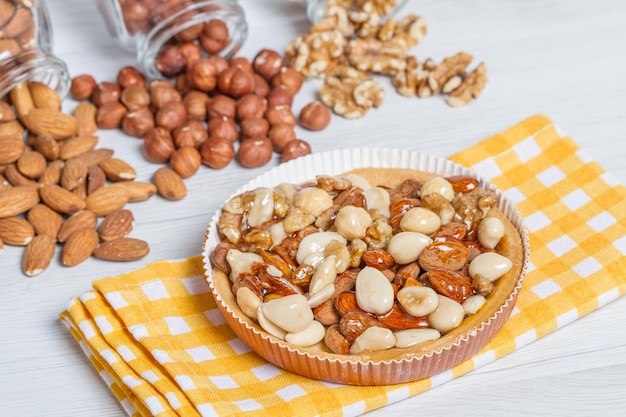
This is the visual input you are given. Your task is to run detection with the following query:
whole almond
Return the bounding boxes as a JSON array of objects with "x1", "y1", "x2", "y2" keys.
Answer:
[
  {"x1": 60, "y1": 158, "x2": 87, "y2": 191},
  {"x1": 38, "y1": 159, "x2": 64, "y2": 185},
  {"x1": 22, "y1": 234, "x2": 56, "y2": 276},
  {"x1": 87, "y1": 165, "x2": 106, "y2": 195},
  {"x1": 74, "y1": 148, "x2": 114, "y2": 168},
  {"x1": 0, "y1": 120, "x2": 25, "y2": 138},
  {"x1": 29, "y1": 81, "x2": 62, "y2": 111},
  {"x1": 9, "y1": 82, "x2": 34, "y2": 118},
  {"x1": 62, "y1": 228, "x2": 99, "y2": 266},
  {"x1": 21, "y1": 108, "x2": 78, "y2": 139},
  {"x1": 39, "y1": 184, "x2": 86, "y2": 214},
  {"x1": 57, "y1": 210, "x2": 97, "y2": 243},
  {"x1": 2, "y1": 7, "x2": 33, "y2": 42},
  {"x1": 59, "y1": 136, "x2": 99, "y2": 160},
  {"x1": 0, "y1": 100, "x2": 16, "y2": 122},
  {"x1": 0, "y1": 186, "x2": 40, "y2": 218},
  {"x1": 113, "y1": 181, "x2": 157, "y2": 202},
  {"x1": 0, "y1": 217, "x2": 35, "y2": 246},
  {"x1": 26, "y1": 204, "x2": 63, "y2": 241},
  {"x1": 4, "y1": 164, "x2": 35, "y2": 186},
  {"x1": 153, "y1": 167, "x2": 187, "y2": 200},
  {"x1": 98, "y1": 209, "x2": 134, "y2": 241},
  {"x1": 0, "y1": 236, "x2": 4, "y2": 255},
  {"x1": 73, "y1": 102, "x2": 99, "y2": 136},
  {"x1": 17, "y1": 150, "x2": 47, "y2": 179},
  {"x1": 0, "y1": 134, "x2": 25, "y2": 164},
  {"x1": 84, "y1": 185, "x2": 130, "y2": 216},
  {"x1": 99, "y1": 158, "x2": 137, "y2": 182},
  {"x1": 93, "y1": 237, "x2": 149, "y2": 261},
  {"x1": 30, "y1": 133, "x2": 60, "y2": 161}
]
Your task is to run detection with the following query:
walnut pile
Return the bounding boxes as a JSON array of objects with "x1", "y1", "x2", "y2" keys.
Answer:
[{"x1": 285, "y1": 0, "x2": 487, "y2": 117}]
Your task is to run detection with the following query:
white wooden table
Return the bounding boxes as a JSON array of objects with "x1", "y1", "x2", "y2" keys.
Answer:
[{"x1": 1, "y1": 0, "x2": 625, "y2": 416}]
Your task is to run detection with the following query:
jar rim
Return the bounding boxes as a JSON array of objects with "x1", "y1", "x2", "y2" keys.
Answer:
[{"x1": 0, "y1": 49, "x2": 70, "y2": 99}]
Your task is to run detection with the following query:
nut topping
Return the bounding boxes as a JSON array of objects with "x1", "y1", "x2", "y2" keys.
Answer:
[{"x1": 212, "y1": 170, "x2": 516, "y2": 354}]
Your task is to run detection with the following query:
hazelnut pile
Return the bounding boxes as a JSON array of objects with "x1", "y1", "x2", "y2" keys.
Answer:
[{"x1": 70, "y1": 44, "x2": 329, "y2": 175}]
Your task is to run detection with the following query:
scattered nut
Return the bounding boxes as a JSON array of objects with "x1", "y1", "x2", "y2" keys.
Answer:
[{"x1": 299, "y1": 101, "x2": 331, "y2": 131}]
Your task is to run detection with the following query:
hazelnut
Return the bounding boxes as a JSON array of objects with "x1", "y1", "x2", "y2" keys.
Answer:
[
  {"x1": 299, "y1": 101, "x2": 331, "y2": 131},
  {"x1": 207, "y1": 115, "x2": 239, "y2": 143},
  {"x1": 121, "y1": 0, "x2": 149, "y2": 34},
  {"x1": 200, "y1": 136, "x2": 235, "y2": 169},
  {"x1": 172, "y1": 120, "x2": 208, "y2": 148},
  {"x1": 265, "y1": 104, "x2": 297, "y2": 126},
  {"x1": 187, "y1": 58, "x2": 218, "y2": 92},
  {"x1": 217, "y1": 66, "x2": 254, "y2": 97},
  {"x1": 267, "y1": 86, "x2": 293, "y2": 107},
  {"x1": 175, "y1": 73, "x2": 190, "y2": 95},
  {"x1": 117, "y1": 65, "x2": 146, "y2": 89},
  {"x1": 70, "y1": 74, "x2": 97, "y2": 101},
  {"x1": 237, "y1": 137, "x2": 273, "y2": 168},
  {"x1": 205, "y1": 55, "x2": 229, "y2": 74},
  {"x1": 236, "y1": 94, "x2": 267, "y2": 120},
  {"x1": 239, "y1": 117, "x2": 270, "y2": 139},
  {"x1": 280, "y1": 139, "x2": 312, "y2": 163},
  {"x1": 150, "y1": 84, "x2": 181, "y2": 110},
  {"x1": 182, "y1": 90, "x2": 209, "y2": 121},
  {"x1": 271, "y1": 67, "x2": 304, "y2": 95},
  {"x1": 96, "y1": 101, "x2": 127, "y2": 129},
  {"x1": 144, "y1": 127, "x2": 175, "y2": 163},
  {"x1": 148, "y1": 79, "x2": 174, "y2": 92},
  {"x1": 155, "y1": 101, "x2": 187, "y2": 131},
  {"x1": 268, "y1": 123, "x2": 296, "y2": 152},
  {"x1": 175, "y1": 22, "x2": 203, "y2": 43},
  {"x1": 253, "y1": 49, "x2": 284, "y2": 80},
  {"x1": 122, "y1": 107, "x2": 154, "y2": 138},
  {"x1": 170, "y1": 146, "x2": 201, "y2": 178},
  {"x1": 91, "y1": 82, "x2": 121, "y2": 107},
  {"x1": 206, "y1": 94, "x2": 236, "y2": 119},
  {"x1": 230, "y1": 57, "x2": 254, "y2": 74},
  {"x1": 179, "y1": 41, "x2": 202, "y2": 67},
  {"x1": 252, "y1": 74, "x2": 270, "y2": 97},
  {"x1": 120, "y1": 84, "x2": 150, "y2": 111},
  {"x1": 199, "y1": 19, "x2": 229, "y2": 54},
  {"x1": 155, "y1": 44, "x2": 187, "y2": 78}
]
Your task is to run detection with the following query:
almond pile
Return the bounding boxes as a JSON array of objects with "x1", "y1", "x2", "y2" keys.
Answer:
[{"x1": 0, "y1": 81, "x2": 169, "y2": 276}]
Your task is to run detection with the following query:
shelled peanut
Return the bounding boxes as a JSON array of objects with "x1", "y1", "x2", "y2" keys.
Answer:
[
  {"x1": 71, "y1": 44, "x2": 326, "y2": 173},
  {"x1": 0, "y1": 81, "x2": 154, "y2": 276}
]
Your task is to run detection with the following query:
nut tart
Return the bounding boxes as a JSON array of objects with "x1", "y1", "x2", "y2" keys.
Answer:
[{"x1": 203, "y1": 150, "x2": 529, "y2": 385}]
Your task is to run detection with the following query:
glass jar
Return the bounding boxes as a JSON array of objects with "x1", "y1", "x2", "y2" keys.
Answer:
[
  {"x1": 96, "y1": 0, "x2": 248, "y2": 79},
  {"x1": 0, "y1": 0, "x2": 70, "y2": 99},
  {"x1": 290, "y1": 0, "x2": 409, "y2": 23}
]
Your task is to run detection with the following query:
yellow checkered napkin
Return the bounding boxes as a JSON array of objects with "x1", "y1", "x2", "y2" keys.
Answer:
[{"x1": 60, "y1": 115, "x2": 626, "y2": 417}]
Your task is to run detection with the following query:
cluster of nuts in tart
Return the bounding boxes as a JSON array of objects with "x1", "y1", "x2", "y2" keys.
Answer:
[{"x1": 210, "y1": 171, "x2": 514, "y2": 354}]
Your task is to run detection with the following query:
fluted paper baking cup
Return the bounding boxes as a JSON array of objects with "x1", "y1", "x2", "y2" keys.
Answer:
[{"x1": 202, "y1": 148, "x2": 530, "y2": 385}]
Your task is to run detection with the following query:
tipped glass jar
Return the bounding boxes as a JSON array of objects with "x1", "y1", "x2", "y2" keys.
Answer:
[
  {"x1": 96, "y1": 0, "x2": 248, "y2": 79},
  {"x1": 0, "y1": 0, "x2": 70, "y2": 98},
  {"x1": 296, "y1": 0, "x2": 409, "y2": 23}
]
